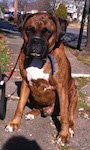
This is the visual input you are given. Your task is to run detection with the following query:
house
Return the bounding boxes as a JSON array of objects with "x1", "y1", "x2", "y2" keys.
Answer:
[{"x1": 66, "y1": 3, "x2": 77, "y2": 20}]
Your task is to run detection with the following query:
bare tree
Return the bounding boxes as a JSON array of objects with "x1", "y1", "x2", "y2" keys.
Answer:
[
  {"x1": 15, "y1": 0, "x2": 57, "y2": 13},
  {"x1": 35, "y1": 0, "x2": 51, "y2": 12},
  {"x1": 18, "y1": 0, "x2": 37, "y2": 12},
  {"x1": 2, "y1": 0, "x2": 8, "y2": 7},
  {"x1": 0, "y1": 0, "x2": 8, "y2": 9},
  {"x1": 50, "y1": 0, "x2": 57, "y2": 12},
  {"x1": 18, "y1": 0, "x2": 27, "y2": 12},
  {"x1": 74, "y1": 0, "x2": 84, "y2": 22},
  {"x1": 35, "y1": 0, "x2": 58, "y2": 12}
]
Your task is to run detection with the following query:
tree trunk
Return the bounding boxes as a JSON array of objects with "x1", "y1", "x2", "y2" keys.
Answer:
[
  {"x1": 78, "y1": 13, "x2": 90, "y2": 56},
  {"x1": 85, "y1": 12, "x2": 90, "y2": 55},
  {"x1": 14, "y1": 0, "x2": 18, "y2": 23}
]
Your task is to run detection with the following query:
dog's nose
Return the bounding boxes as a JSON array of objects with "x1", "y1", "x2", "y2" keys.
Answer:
[
  {"x1": 31, "y1": 37, "x2": 44, "y2": 54},
  {"x1": 33, "y1": 38, "x2": 41, "y2": 46}
]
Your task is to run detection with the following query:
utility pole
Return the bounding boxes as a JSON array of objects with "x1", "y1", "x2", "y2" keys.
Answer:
[
  {"x1": 14, "y1": 0, "x2": 18, "y2": 23},
  {"x1": 77, "y1": 0, "x2": 87, "y2": 50}
]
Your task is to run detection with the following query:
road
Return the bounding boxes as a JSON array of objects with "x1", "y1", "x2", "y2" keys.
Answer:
[
  {"x1": 0, "y1": 19, "x2": 87, "y2": 50},
  {"x1": 67, "y1": 27, "x2": 87, "y2": 36},
  {"x1": 0, "y1": 19, "x2": 19, "y2": 34},
  {"x1": 63, "y1": 26, "x2": 87, "y2": 50}
]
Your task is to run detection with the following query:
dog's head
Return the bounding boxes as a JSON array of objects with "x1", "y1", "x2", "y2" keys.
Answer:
[{"x1": 18, "y1": 12, "x2": 68, "y2": 60}]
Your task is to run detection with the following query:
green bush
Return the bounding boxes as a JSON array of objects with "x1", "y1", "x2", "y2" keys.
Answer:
[{"x1": 55, "y1": 3, "x2": 67, "y2": 19}]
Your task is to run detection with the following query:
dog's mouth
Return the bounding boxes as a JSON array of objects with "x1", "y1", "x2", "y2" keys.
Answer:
[
  {"x1": 26, "y1": 35, "x2": 49, "y2": 60},
  {"x1": 29, "y1": 53, "x2": 41, "y2": 57}
]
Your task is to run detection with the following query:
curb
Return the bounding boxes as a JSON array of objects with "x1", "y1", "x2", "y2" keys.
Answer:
[{"x1": 72, "y1": 73, "x2": 90, "y2": 77}]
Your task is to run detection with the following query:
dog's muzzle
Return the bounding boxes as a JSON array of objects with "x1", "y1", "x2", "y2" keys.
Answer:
[{"x1": 26, "y1": 35, "x2": 49, "y2": 60}]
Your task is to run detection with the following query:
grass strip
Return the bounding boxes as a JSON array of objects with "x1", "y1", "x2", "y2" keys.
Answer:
[{"x1": 0, "y1": 34, "x2": 10, "y2": 72}]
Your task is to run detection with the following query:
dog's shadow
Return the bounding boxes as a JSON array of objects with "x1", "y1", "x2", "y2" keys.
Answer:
[
  {"x1": 51, "y1": 115, "x2": 61, "y2": 136},
  {"x1": 2, "y1": 135, "x2": 42, "y2": 150},
  {"x1": 15, "y1": 81, "x2": 21, "y2": 97}
]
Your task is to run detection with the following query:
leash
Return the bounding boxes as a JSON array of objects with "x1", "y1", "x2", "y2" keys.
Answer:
[{"x1": 0, "y1": 50, "x2": 22, "y2": 86}]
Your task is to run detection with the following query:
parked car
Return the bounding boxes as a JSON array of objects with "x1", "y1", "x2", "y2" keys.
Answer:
[
  {"x1": 8, "y1": 11, "x2": 21, "y2": 21},
  {"x1": 8, "y1": 12, "x2": 14, "y2": 21},
  {"x1": 4, "y1": 11, "x2": 10, "y2": 21}
]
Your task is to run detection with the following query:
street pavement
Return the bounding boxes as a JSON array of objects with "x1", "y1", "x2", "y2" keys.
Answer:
[
  {"x1": 0, "y1": 19, "x2": 18, "y2": 33},
  {"x1": 0, "y1": 20, "x2": 90, "y2": 150}
]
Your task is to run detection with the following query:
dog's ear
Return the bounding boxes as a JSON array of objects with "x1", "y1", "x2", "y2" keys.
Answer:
[
  {"x1": 51, "y1": 15, "x2": 68, "y2": 42},
  {"x1": 17, "y1": 13, "x2": 34, "y2": 33},
  {"x1": 58, "y1": 17, "x2": 68, "y2": 40}
]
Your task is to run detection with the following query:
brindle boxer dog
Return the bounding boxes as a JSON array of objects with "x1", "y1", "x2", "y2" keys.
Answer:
[{"x1": 5, "y1": 12, "x2": 78, "y2": 145}]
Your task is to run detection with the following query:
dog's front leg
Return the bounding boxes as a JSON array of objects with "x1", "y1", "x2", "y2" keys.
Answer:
[
  {"x1": 5, "y1": 80, "x2": 30, "y2": 132},
  {"x1": 57, "y1": 85, "x2": 69, "y2": 146}
]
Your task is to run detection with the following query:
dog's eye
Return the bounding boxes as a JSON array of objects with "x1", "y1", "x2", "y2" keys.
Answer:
[
  {"x1": 42, "y1": 28, "x2": 52, "y2": 40},
  {"x1": 26, "y1": 26, "x2": 35, "y2": 35}
]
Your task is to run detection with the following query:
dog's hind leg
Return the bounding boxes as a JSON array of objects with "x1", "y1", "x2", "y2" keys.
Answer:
[
  {"x1": 25, "y1": 109, "x2": 40, "y2": 120},
  {"x1": 69, "y1": 78, "x2": 78, "y2": 137},
  {"x1": 5, "y1": 80, "x2": 30, "y2": 132}
]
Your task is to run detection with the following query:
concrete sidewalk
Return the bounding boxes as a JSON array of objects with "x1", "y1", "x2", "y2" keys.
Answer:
[{"x1": 0, "y1": 33, "x2": 90, "y2": 150}]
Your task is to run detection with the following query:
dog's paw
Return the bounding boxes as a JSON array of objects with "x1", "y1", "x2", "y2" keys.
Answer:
[
  {"x1": 5, "y1": 123, "x2": 19, "y2": 132},
  {"x1": 5, "y1": 125, "x2": 14, "y2": 132},
  {"x1": 56, "y1": 137, "x2": 65, "y2": 146},
  {"x1": 69, "y1": 128, "x2": 74, "y2": 138},
  {"x1": 25, "y1": 114, "x2": 35, "y2": 120},
  {"x1": 56, "y1": 130, "x2": 69, "y2": 146}
]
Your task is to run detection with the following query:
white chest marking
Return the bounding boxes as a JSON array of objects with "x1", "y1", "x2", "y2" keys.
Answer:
[{"x1": 26, "y1": 67, "x2": 49, "y2": 85}]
